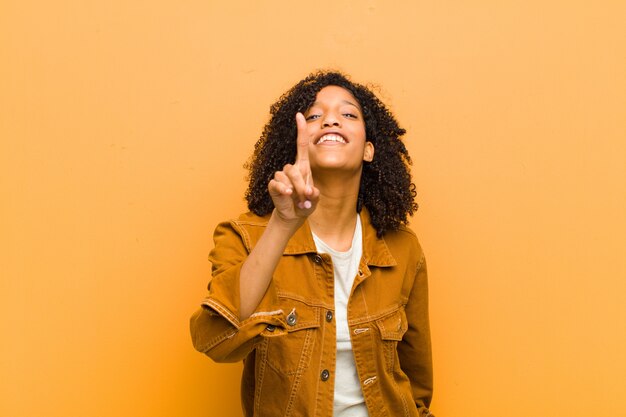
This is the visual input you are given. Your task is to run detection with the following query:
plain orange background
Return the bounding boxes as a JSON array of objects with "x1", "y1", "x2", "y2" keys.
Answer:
[{"x1": 1, "y1": 1, "x2": 625, "y2": 416}]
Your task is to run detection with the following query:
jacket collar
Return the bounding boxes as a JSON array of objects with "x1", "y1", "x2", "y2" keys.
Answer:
[{"x1": 283, "y1": 208, "x2": 397, "y2": 268}]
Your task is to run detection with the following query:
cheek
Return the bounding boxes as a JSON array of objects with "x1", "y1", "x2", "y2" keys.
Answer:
[
  {"x1": 306, "y1": 125, "x2": 317, "y2": 141},
  {"x1": 354, "y1": 125, "x2": 367, "y2": 143},
  {"x1": 355, "y1": 121, "x2": 366, "y2": 136}
]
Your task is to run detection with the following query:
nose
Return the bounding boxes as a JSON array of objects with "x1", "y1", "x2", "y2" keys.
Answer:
[{"x1": 322, "y1": 113, "x2": 341, "y2": 128}]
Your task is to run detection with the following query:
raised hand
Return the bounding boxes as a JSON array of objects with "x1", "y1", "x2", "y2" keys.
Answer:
[{"x1": 268, "y1": 112, "x2": 320, "y2": 224}]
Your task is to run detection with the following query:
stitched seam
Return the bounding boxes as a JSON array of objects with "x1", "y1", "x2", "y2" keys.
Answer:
[
  {"x1": 229, "y1": 220, "x2": 253, "y2": 252},
  {"x1": 284, "y1": 321, "x2": 320, "y2": 330},
  {"x1": 385, "y1": 341, "x2": 395, "y2": 372},
  {"x1": 263, "y1": 306, "x2": 321, "y2": 376},
  {"x1": 349, "y1": 304, "x2": 404, "y2": 326},
  {"x1": 378, "y1": 311, "x2": 407, "y2": 341},
  {"x1": 365, "y1": 238, "x2": 397, "y2": 267},
  {"x1": 416, "y1": 252, "x2": 425, "y2": 272},
  {"x1": 312, "y1": 310, "x2": 326, "y2": 417},
  {"x1": 382, "y1": 352, "x2": 410, "y2": 417},
  {"x1": 230, "y1": 221, "x2": 318, "y2": 255},
  {"x1": 276, "y1": 291, "x2": 333, "y2": 309},
  {"x1": 389, "y1": 368, "x2": 411, "y2": 417},
  {"x1": 284, "y1": 328, "x2": 314, "y2": 416},
  {"x1": 254, "y1": 338, "x2": 268, "y2": 414},
  {"x1": 359, "y1": 285, "x2": 370, "y2": 320},
  {"x1": 201, "y1": 299, "x2": 240, "y2": 328},
  {"x1": 249, "y1": 309, "x2": 283, "y2": 319},
  {"x1": 232, "y1": 220, "x2": 268, "y2": 226},
  {"x1": 198, "y1": 329, "x2": 237, "y2": 353},
  {"x1": 265, "y1": 358, "x2": 299, "y2": 376},
  {"x1": 283, "y1": 247, "x2": 318, "y2": 255}
]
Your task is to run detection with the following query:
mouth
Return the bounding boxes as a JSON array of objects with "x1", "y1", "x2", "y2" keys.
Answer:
[{"x1": 315, "y1": 133, "x2": 348, "y2": 145}]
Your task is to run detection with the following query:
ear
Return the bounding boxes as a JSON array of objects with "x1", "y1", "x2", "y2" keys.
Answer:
[{"x1": 363, "y1": 141, "x2": 375, "y2": 162}]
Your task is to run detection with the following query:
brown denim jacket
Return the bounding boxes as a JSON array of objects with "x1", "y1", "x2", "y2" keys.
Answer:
[{"x1": 190, "y1": 209, "x2": 434, "y2": 417}]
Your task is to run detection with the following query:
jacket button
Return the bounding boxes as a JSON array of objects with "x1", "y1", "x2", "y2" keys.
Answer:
[
  {"x1": 286, "y1": 312, "x2": 297, "y2": 326},
  {"x1": 313, "y1": 254, "x2": 323, "y2": 264},
  {"x1": 320, "y1": 369, "x2": 330, "y2": 381},
  {"x1": 325, "y1": 311, "x2": 333, "y2": 322},
  {"x1": 266, "y1": 324, "x2": 276, "y2": 332}
]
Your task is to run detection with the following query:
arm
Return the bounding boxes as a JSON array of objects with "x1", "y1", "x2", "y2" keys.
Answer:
[
  {"x1": 238, "y1": 211, "x2": 302, "y2": 320},
  {"x1": 190, "y1": 113, "x2": 319, "y2": 362},
  {"x1": 239, "y1": 112, "x2": 319, "y2": 320}
]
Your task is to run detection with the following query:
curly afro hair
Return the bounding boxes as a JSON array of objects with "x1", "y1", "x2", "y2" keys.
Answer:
[{"x1": 244, "y1": 70, "x2": 418, "y2": 237}]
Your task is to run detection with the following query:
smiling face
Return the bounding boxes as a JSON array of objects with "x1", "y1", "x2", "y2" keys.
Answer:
[{"x1": 303, "y1": 85, "x2": 374, "y2": 175}]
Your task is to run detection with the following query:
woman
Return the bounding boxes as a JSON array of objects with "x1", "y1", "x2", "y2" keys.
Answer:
[{"x1": 191, "y1": 71, "x2": 434, "y2": 417}]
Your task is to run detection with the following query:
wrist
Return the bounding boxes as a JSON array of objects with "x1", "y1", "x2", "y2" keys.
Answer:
[{"x1": 269, "y1": 210, "x2": 305, "y2": 234}]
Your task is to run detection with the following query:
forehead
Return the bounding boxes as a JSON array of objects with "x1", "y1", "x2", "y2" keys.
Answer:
[{"x1": 311, "y1": 85, "x2": 361, "y2": 109}]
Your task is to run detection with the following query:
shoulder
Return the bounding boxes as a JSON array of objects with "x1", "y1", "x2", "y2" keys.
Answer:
[
  {"x1": 381, "y1": 223, "x2": 425, "y2": 268},
  {"x1": 213, "y1": 212, "x2": 271, "y2": 252},
  {"x1": 385, "y1": 223, "x2": 422, "y2": 250},
  {"x1": 360, "y1": 209, "x2": 424, "y2": 265},
  {"x1": 215, "y1": 211, "x2": 271, "y2": 231},
  {"x1": 232, "y1": 211, "x2": 271, "y2": 225}
]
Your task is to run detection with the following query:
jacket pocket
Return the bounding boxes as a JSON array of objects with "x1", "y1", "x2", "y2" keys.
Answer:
[
  {"x1": 375, "y1": 307, "x2": 408, "y2": 372},
  {"x1": 262, "y1": 297, "x2": 321, "y2": 376}
]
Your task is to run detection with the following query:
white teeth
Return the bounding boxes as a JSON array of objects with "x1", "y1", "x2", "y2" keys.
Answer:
[{"x1": 318, "y1": 134, "x2": 346, "y2": 144}]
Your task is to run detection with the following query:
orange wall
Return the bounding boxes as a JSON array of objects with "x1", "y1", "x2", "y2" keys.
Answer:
[{"x1": 1, "y1": 1, "x2": 625, "y2": 416}]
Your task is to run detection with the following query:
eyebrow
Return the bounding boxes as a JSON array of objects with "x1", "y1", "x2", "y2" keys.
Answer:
[{"x1": 310, "y1": 100, "x2": 361, "y2": 110}]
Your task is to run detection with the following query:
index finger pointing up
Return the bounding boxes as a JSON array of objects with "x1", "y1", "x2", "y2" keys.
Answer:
[{"x1": 295, "y1": 112, "x2": 310, "y2": 164}]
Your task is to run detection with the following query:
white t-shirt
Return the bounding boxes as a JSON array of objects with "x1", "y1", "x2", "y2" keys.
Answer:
[{"x1": 312, "y1": 215, "x2": 369, "y2": 417}]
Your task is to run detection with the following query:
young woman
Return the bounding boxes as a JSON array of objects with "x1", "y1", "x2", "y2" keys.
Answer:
[{"x1": 191, "y1": 71, "x2": 434, "y2": 417}]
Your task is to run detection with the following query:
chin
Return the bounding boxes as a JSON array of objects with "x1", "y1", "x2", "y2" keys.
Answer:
[{"x1": 312, "y1": 162, "x2": 362, "y2": 174}]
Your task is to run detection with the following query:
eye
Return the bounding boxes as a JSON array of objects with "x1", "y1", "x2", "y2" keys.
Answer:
[
  {"x1": 343, "y1": 113, "x2": 358, "y2": 119},
  {"x1": 305, "y1": 114, "x2": 321, "y2": 121}
]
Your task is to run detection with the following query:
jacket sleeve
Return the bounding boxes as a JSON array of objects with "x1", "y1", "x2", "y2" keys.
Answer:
[
  {"x1": 398, "y1": 252, "x2": 435, "y2": 417},
  {"x1": 190, "y1": 220, "x2": 286, "y2": 363}
]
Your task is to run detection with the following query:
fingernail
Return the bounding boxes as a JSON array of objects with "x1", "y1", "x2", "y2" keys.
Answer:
[
  {"x1": 306, "y1": 186, "x2": 312, "y2": 195},
  {"x1": 303, "y1": 200, "x2": 312, "y2": 209}
]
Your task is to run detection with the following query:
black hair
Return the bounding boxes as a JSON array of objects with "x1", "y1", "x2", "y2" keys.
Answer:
[{"x1": 244, "y1": 70, "x2": 417, "y2": 237}]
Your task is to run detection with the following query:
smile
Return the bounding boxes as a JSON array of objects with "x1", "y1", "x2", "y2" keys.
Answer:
[{"x1": 316, "y1": 134, "x2": 347, "y2": 144}]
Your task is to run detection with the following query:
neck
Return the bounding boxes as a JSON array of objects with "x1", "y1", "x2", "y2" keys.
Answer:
[{"x1": 308, "y1": 170, "x2": 362, "y2": 251}]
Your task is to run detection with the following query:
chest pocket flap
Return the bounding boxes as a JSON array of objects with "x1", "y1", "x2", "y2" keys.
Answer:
[{"x1": 376, "y1": 307, "x2": 408, "y2": 341}]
